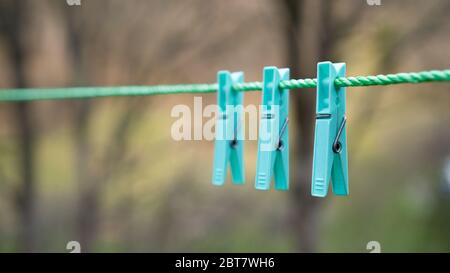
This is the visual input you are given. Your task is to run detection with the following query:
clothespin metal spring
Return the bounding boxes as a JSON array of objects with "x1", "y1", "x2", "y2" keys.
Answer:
[{"x1": 332, "y1": 116, "x2": 346, "y2": 154}]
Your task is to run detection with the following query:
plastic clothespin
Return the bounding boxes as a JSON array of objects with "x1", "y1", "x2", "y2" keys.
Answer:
[
  {"x1": 212, "y1": 71, "x2": 245, "y2": 186},
  {"x1": 255, "y1": 67, "x2": 290, "y2": 191},
  {"x1": 311, "y1": 61, "x2": 349, "y2": 197}
]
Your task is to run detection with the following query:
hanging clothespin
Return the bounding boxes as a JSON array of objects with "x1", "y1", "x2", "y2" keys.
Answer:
[
  {"x1": 255, "y1": 67, "x2": 290, "y2": 191},
  {"x1": 212, "y1": 71, "x2": 245, "y2": 186},
  {"x1": 312, "y1": 61, "x2": 349, "y2": 197}
]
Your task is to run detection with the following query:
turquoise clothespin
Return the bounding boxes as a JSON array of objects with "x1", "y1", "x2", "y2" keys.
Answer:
[
  {"x1": 212, "y1": 71, "x2": 245, "y2": 186},
  {"x1": 311, "y1": 61, "x2": 349, "y2": 197},
  {"x1": 255, "y1": 67, "x2": 290, "y2": 191}
]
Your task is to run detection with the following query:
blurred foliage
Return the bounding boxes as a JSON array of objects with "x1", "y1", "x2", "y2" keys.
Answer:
[{"x1": 0, "y1": 0, "x2": 449, "y2": 252}]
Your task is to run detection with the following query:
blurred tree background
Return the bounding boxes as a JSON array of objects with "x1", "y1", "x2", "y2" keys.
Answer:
[{"x1": 0, "y1": 0, "x2": 449, "y2": 252}]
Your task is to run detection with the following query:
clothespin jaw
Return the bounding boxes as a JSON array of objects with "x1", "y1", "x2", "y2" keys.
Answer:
[
  {"x1": 312, "y1": 61, "x2": 349, "y2": 197},
  {"x1": 255, "y1": 67, "x2": 290, "y2": 191},
  {"x1": 212, "y1": 71, "x2": 245, "y2": 186}
]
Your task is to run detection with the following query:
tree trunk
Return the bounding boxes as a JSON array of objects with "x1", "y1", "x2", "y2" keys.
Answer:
[
  {"x1": 3, "y1": 0, "x2": 37, "y2": 252},
  {"x1": 62, "y1": 7, "x2": 99, "y2": 252},
  {"x1": 280, "y1": 0, "x2": 333, "y2": 252}
]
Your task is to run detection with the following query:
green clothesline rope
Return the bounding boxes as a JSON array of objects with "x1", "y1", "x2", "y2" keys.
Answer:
[{"x1": 0, "y1": 69, "x2": 449, "y2": 102}]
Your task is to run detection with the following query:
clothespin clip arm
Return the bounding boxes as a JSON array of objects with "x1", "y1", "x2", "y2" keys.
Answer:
[
  {"x1": 312, "y1": 61, "x2": 349, "y2": 197},
  {"x1": 212, "y1": 71, "x2": 245, "y2": 186},
  {"x1": 255, "y1": 66, "x2": 290, "y2": 191}
]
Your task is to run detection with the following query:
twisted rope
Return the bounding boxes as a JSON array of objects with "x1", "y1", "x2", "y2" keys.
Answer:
[
  {"x1": 334, "y1": 70, "x2": 450, "y2": 87},
  {"x1": 0, "y1": 69, "x2": 448, "y2": 101}
]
